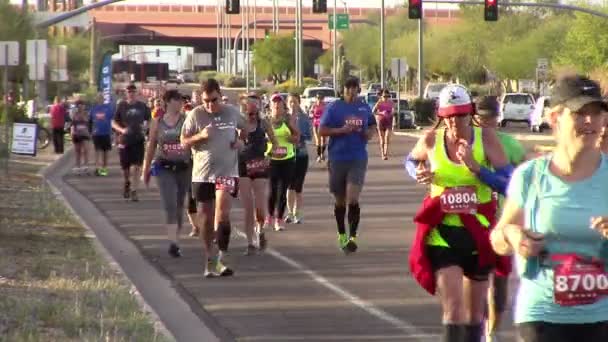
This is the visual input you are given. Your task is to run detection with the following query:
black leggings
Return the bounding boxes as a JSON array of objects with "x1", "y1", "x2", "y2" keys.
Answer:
[
  {"x1": 268, "y1": 158, "x2": 295, "y2": 218},
  {"x1": 52, "y1": 128, "x2": 64, "y2": 153},
  {"x1": 518, "y1": 321, "x2": 608, "y2": 342}
]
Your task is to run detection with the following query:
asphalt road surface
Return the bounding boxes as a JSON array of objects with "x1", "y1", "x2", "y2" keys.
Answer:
[{"x1": 64, "y1": 134, "x2": 522, "y2": 342}]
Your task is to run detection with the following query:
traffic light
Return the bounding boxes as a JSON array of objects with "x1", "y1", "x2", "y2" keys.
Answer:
[
  {"x1": 313, "y1": 0, "x2": 327, "y2": 14},
  {"x1": 408, "y1": 0, "x2": 422, "y2": 20},
  {"x1": 484, "y1": 0, "x2": 498, "y2": 21},
  {"x1": 225, "y1": 0, "x2": 240, "y2": 14}
]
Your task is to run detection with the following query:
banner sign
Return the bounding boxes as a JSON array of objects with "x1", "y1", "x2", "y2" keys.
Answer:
[{"x1": 98, "y1": 52, "x2": 113, "y2": 105}]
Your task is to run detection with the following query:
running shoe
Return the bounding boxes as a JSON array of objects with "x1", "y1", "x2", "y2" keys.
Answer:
[
  {"x1": 123, "y1": 182, "x2": 131, "y2": 199},
  {"x1": 81, "y1": 166, "x2": 89, "y2": 175},
  {"x1": 274, "y1": 217, "x2": 285, "y2": 232},
  {"x1": 258, "y1": 230, "x2": 267, "y2": 251},
  {"x1": 284, "y1": 213, "x2": 294, "y2": 224},
  {"x1": 130, "y1": 190, "x2": 139, "y2": 202},
  {"x1": 99, "y1": 168, "x2": 109, "y2": 177},
  {"x1": 216, "y1": 252, "x2": 234, "y2": 276},
  {"x1": 168, "y1": 243, "x2": 182, "y2": 258},
  {"x1": 204, "y1": 259, "x2": 216, "y2": 278},
  {"x1": 345, "y1": 236, "x2": 358, "y2": 254},
  {"x1": 338, "y1": 233, "x2": 349, "y2": 252},
  {"x1": 316, "y1": 156, "x2": 322, "y2": 163},
  {"x1": 263, "y1": 215, "x2": 273, "y2": 230},
  {"x1": 95, "y1": 168, "x2": 101, "y2": 176},
  {"x1": 243, "y1": 244, "x2": 257, "y2": 256},
  {"x1": 188, "y1": 229, "x2": 199, "y2": 237},
  {"x1": 293, "y1": 212, "x2": 302, "y2": 224}
]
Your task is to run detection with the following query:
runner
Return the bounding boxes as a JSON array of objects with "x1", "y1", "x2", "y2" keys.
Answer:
[
  {"x1": 490, "y1": 74, "x2": 608, "y2": 342},
  {"x1": 407, "y1": 84, "x2": 511, "y2": 342},
  {"x1": 319, "y1": 76, "x2": 376, "y2": 253},
  {"x1": 50, "y1": 96, "x2": 67, "y2": 154},
  {"x1": 112, "y1": 84, "x2": 151, "y2": 201},
  {"x1": 238, "y1": 92, "x2": 279, "y2": 254},
  {"x1": 286, "y1": 92, "x2": 312, "y2": 224},
  {"x1": 309, "y1": 94, "x2": 327, "y2": 163},
  {"x1": 264, "y1": 93, "x2": 299, "y2": 232},
  {"x1": 71, "y1": 100, "x2": 91, "y2": 175},
  {"x1": 90, "y1": 93, "x2": 114, "y2": 177},
  {"x1": 371, "y1": 89, "x2": 394, "y2": 160},
  {"x1": 142, "y1": 90, "x2": 191, "y2": 258},
  {"x1": 475, "y1": 95, "x2": 526, "y2": 342},
  {"x1": 181, "y1": 78, "x2": 245, "y2": 277}
]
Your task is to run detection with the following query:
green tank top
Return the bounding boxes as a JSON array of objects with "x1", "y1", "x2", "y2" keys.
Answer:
[
  {"x1": 425, "y1": 127, "x2": 493, "y2": 247},
  {"x1": 266, "y1": 121, "x2": 295, "y2": 160}
]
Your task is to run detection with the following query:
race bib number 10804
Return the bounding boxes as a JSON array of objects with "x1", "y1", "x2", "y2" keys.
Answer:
[{"x1": 440, "y1": 186, "x2": 478, "y2": 214}]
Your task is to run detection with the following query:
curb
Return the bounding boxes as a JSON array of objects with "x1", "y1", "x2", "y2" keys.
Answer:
[{"x1": 42, "y1": 150, "x2": 234, "y2": 342}]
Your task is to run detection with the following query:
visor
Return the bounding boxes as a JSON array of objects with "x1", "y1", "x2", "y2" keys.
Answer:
[{"x1": 437, "y1": 103, "x2": 473, "y2": 118}]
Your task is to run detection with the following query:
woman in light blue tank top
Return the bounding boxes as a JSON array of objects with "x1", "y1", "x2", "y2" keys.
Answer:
[{"x1": 491, "y1": 75, "x2": 608, "y2": 342}]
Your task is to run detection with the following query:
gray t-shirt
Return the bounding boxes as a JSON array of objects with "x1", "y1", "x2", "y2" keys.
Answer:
[{"x1": 182, "y1": 104, "x2": 245, "y2": 183}]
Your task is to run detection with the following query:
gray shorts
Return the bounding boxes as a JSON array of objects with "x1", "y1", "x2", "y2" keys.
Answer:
[{"x1": 328, "y1": 159, "x2": 368, "y2": 197}]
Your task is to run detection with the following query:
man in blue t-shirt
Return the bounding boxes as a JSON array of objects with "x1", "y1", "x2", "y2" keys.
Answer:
[
  {"x1": 90, "y1": 93, "x2": 114, "y2": 176},
  {"x1": 320, "y1": 76, "x2": 376, "y2": 253}
]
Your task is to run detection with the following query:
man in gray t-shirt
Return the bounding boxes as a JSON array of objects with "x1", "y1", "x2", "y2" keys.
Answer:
[{"x1": 181, "y1": 79, "x2": 245, "y2": 278}]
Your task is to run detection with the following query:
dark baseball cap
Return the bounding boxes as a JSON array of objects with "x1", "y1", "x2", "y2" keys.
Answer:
[
  {"x1": 475, "y1": 96, "x2": 499, "y2": 117},
  {"x1": 550, "y1": 75, "x2": 608, "y2": 112},
  {"x1": 126, "y1": 84, "x2": 137, "y2": 91},
  {"x1": 344, "y1": 76, "x2": 360, "y2": 89}
]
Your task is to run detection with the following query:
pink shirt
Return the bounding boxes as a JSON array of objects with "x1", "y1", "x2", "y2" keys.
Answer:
[
  {"x1": 376, "y1": 101, "x2": 393, "y2": 117},
  {"x1": 50, "y1": 104, "x2": 66, "y2": 129}
]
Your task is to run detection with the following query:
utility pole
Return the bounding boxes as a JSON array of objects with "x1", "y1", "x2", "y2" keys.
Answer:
[
  {"x1": 216, "y1": 0, "x2": 220, "y2": 72},
  {"x1": 89, "y1": 17, "x2": 97, "y2": 88},
  {"x1": 253, "y1": 0, "x2": 257, "y2": 87},
  {"x1": 417, "y1": 18, "x2": 424, "y2": 98},
  {"x1": 246, "y1": 0, "x2": 250, "y2": 91},
  {"x1": 298, "y1": 0, "x2": 303, "y2": 87},
  {"x1": 332, "y1": 0, "x2": 337, "y2": 91},
  {"x1": 380, "y1": 0, "x2": 385, "y2": 89},
  {"x1": 295, "y1": 0, "x2": 300, "y2": 86}
]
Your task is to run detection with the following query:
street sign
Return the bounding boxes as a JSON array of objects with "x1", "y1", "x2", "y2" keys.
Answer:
[
  {"x1": 27, "y1": 40, "x2": 48, "y2": 81},
  {"x1": 49, "y1": 45, "x2": 68, "y2": 82},
  {"x1": 0, "y1": 42, "x2": 19, "y2": 66},
  {"x1": 328, "y1": 14, "x2": 349, "y2": 30},
  {"x1": 391, "y1": 58, "x2": 407, "y2": 78}
]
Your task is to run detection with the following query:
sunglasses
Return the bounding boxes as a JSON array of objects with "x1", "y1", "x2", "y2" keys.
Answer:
[{"x1": 203, "y1": 97, "x2": 219, "y2": 104}]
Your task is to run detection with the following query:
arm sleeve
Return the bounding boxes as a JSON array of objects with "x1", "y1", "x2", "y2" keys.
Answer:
[
  {"x1": 477, "y1": 164, "x2": 515, "y2": 196},
  {"x1": 404, "y1": 153, "x2": 419, "y2": 180}
]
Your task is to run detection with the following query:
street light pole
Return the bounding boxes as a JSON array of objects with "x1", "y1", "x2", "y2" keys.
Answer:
[
  {"x1": 216, "y1": 0, "x2": 220, "y2": 72},
  {"x1": 246, "y1": 0, "x2": 250, "y2": 91},
  {"x1": 298, "y1": 0, "x2": 303, "y2": 87},
  {"x1": 295, "y1": 0, "x2": 300, "y2": 86},
  {"x1": 380, "y1": 0, "x2": 385, "y2": 89},
  {"x1": 333, "y1": 0, "x2": 337, "y2": 91},
  {"x1": 253, "y1": 0, "x2": 257, "y2": 87},
  {"x1": 417, "y1": 18, "x2": 424, "y2": 98}
]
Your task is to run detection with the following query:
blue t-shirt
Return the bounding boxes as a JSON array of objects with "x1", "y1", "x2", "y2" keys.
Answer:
[
  {"x1": 319, "y1": 99, "x2": 376, "y2": 161},
  {"x1": 508, "y1": 155, "x2": 608, "y2": 324},
  {"x1": 89, "y1": 104, "x2": 114, "y2": 136}
]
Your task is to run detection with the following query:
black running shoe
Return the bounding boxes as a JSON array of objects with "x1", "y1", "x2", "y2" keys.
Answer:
[
  {"x1": 123, "y1": 182, "x2": 131, "y2": 199},
  {"x1": 168, "y1": 243, "x2": 182, "y2": 258}
]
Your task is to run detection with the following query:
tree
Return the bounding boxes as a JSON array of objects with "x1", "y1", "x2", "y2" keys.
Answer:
[
  {"x1": 0, "y1": 0, "x2": 35, "y2": 91},
  {"x1": 252, "y1": 34, "x2": 295, "y2": 83}
]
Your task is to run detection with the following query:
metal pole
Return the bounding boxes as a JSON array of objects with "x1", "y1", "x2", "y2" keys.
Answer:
[
  {"x1": 332, "y1": 0, "x2": 337, "y2": 91},
  {"x1": 90, "y1": 17, "x2": 97, "y2": 88},
  {"x1": 221, "y1": 3, "x2": 225, "y2": 73},
  {"x1": 396, "y1": 59, "x2": 401, "y2": 130},
  {"x1": 3, "y1": 45, "x2": 9, "y2": 175},
  {"x1": 253, "y1": 0, "x2": 257, "y2": 87},
  {"x1": 295, "y1": 0, "x2": 299, "y2": 86},
  {"x1": 228, "y1": 14, "x2": 232, "y2": 74},
  {"x1": 417, "y1": 18, "x2": 423, "y2": 98},
  {"x1": 246, "y1": 0, "x2": 250, "y2": 91},
  {"x1": 216, "y1": 0, "x2": 220, "y2": 72},
  {"x1": 380, "y1": 0, "x2": 385, "y2": 89},
  {"x1": 298, "y1": 0, "x2": 303, "y2": 87}
]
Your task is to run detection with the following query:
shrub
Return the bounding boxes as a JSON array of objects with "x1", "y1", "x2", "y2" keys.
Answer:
[
  {"x1": 224, "y1": 76, "x2": 246, "y2": 88},
  {"x1": 411, "y1": 98, "x2": 437, "y2": 125},
  {"x1": 0, "y1": 103, "x2": 28, "y2": 125}
]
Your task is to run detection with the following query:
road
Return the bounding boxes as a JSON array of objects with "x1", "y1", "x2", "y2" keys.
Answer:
[{"x1": 62, "y1": 134, "x2": 521, "y2": 342}]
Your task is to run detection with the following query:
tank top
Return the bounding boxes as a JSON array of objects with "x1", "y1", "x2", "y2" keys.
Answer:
[
  {"x1": 266, "y1": 121, "x2": 295, "y2": 161},
  {"x1": 311, "y1": 103, "x2": 325, "y2": 125},
  {"x1": 376, "y1": 101, "x2": 393, "y2": 117},
  {"x1": 239, "y1": 118, "x2": 267, "y2": 162},
  {"x1": 155, "y1": 115, "x2": 191, "y2": 163},
  {"x1": 425, "y1": 127, "x2": 494, "y2": 247},
  {"x1": 72, "y1": 113, "x2": 90, "y2": 138}
]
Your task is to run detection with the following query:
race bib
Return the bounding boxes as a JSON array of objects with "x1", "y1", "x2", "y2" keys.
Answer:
[
  {"x1": 75, "y1": 124, "x2": 89, "y2": 136},
  {"x1": 95, "y1": 112, "x2": 106, "y2": 120},
  {"x1": 345, "y1": 116, "x2": 364, "y2": 130},
  {"x1": 246, "y1": 158, "x2": 269, "y2": 176},
  {"x1": 272, "y1": 147, "x2": 288, "y2": 159},
  {"x1": 553, "y1": 254, "x2": 608, "y2": 306},
  {"x1": 162, "y1": 143, "x2": 185, "y2": 158},
  {"x1": 215, "y1": 176, "x2": 237, "y2": 192},
  {"x1": 440, "y1": 186, "x2": 478, "y2": 214}
]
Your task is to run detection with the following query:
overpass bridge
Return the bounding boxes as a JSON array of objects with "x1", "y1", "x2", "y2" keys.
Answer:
[{"x1": 91, "y1": 3, "x2": 459, "y2": 70}]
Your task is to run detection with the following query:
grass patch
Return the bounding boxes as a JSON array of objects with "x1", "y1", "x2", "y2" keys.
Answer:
[{"x1": 0, "y1": 160, "x2": 171, "y2": 342}]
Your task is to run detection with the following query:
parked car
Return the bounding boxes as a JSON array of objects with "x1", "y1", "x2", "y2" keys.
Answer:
[
  {"x1": 529, "y1": 95, "x2": 551, "y2": 132},
  {"x1": 300, "y1": 87, "x2": 337, "y2": 112},
  {"x1": 498, "y1": 93, "x2": 536, "y2": 127},
  {"x1": 423, "y1": 82, "x2": 449, "y2": 100},
  {"x1": 394, "y1": 99, "x2": 416, "y2": 129},
  {"x1": 366, "y1": 83, "x2": 382, "y2": 94}
]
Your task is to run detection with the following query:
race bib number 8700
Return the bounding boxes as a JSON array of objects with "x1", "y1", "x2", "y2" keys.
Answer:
[{"x1": 553, "y1": 254, "x2": 608, "y2": 306}]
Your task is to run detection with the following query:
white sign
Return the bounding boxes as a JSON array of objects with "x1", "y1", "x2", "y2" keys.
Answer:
[
  {"x1": 31, "y1": 12, "x2": 92, "y2": 28},
  {"x1": 0, "y1": 41, "x2": 19, "y2": 66},
  {"x1": 26, "y1": 40, "x2": 48, "y2": 65},
  {"x1": 49, "y1": 45, "x2": 68, "y2": 82},
  {"x1": 11, "y1": 122, "x2": 38, "y2": 156},
  {"x1": 193, "y1": 53, "x2": 212, "y2": 67},
  {"x1": 28, "y1": 63, "x2": 46, "y2": 81},
  {"x1": 391, "y1": 58, "x2": 408, "y2": 78}
]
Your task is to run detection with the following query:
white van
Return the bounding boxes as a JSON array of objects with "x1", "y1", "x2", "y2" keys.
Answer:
[{"x1": 498, "y1": 93, "x2": 536, "y2": 127}]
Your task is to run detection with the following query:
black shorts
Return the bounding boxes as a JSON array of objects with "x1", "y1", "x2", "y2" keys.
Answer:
[
  {"x1": 118, "y1": 142, "x2": 145, "y2": 170},
  {"x1": 518, "y1": 321, "x2": 608, "y2": 342},
  {"x1": 328, "y1": 159, "x2": 368, "y2": 197},
  {"x1": 192, "y1": 180, "x2": 239, "y2": 204},
  {"x1": 92, "y1": 135, "x2": 112, "y2": 152},
  {"x1": 425, "y1": 224, "x2": 492, "y2": 281},
  {"x1": 72, "y1": 135, "x2": 90, "y2": 144},
  {"x1": 289, "y1": 155, "x2": 309, "y2": 193},
  {"x1": 187, "y1": 184, "x2": 197, "y2": 214}
]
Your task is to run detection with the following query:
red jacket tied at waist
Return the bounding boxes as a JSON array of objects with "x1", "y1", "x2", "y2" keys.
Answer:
[{"x1": 408, "y1": 195, "x2": 512, "y2": 295}]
